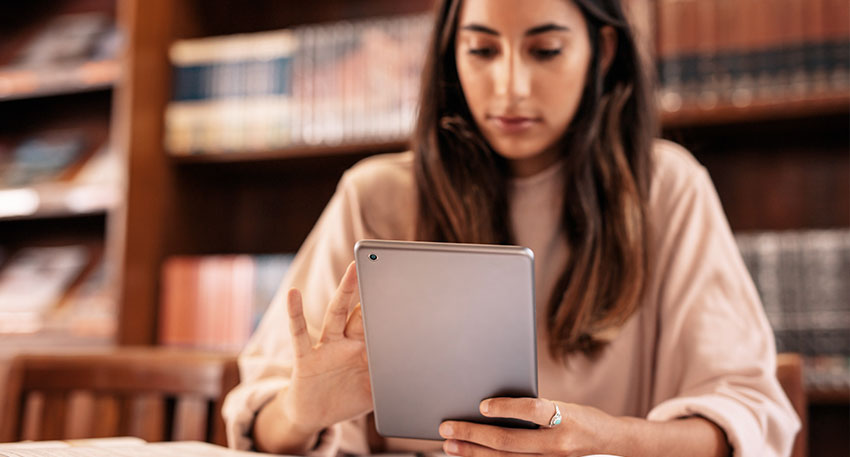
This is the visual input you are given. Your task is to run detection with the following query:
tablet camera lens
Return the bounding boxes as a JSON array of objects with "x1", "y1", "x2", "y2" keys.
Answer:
[{"x1": 369, "y1": 254, "x2": 378, "y2": 261}]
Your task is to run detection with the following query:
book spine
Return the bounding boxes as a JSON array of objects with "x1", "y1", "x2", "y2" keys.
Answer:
[
  {"x1": 166, "y1": 12, "x2": 429, "y2": 155},
  {"x1": 750, "y1": 0, "x2": 774, "y2": 99},
  {"x1": 657, "y1": 0, "x2": 683, "y2": 111},
  {"x1": 197, "y1": 256, "x2": 218, "y2": 349},
  {"x1": 694, "y1": 0, "x2": 718, "y2": 108},
  {"x1": 733, "y1": 0, "x2": 758, "y2": 105},
  {"x1": 783, "y1": 0, "x2": 807, "y2": 95},
  {"x1": 303, "y1": 25, "x2": 318, "y2": 145},
  {"x1": 822, "y1": 0, "x2": 850, "y2": 89},
  {"x1": 232, "y1": 255, "x2": 256, "y2": 349},
  {"x1": 330, "y1": 22, "x2": 345, "y2": 145},
  {"x1": 350, "y1": 21, "x2": 365, "y2": 143},
  {"x1": 802, "y1": 0, "x2": 829, "y2": 91},
  {"x1": 291, "y1": 26, "x2": 305, "y2": 147},
  {"x1": 677, "y1": 0, "x2": 699, "y2": 106},
  {"x1": 159, "y1": 257, "x2": 198, "y2": 346}
]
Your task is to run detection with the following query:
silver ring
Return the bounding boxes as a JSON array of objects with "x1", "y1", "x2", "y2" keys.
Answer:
[{"x1": 547, "y1": 402, "x2": 562, "y2": 427}]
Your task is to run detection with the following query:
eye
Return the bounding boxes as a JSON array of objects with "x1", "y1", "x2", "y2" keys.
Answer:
[
  {"x1": 468, "y1": 47, "x2": 498, "y2": 58},
  {"x1": 531, "y1": 48, "x2": 562, "y2": 60}
]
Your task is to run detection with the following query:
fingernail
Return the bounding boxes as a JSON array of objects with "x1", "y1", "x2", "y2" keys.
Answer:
[
  {"x1": 440, "y1": 423, "x2": 453, "y2": 437},
  {"x1": 445, "y1": 440, "x2": 459, "y2": 454},
  {"x1": 480, "y1": 400, "x2": 489, "y2": 414}
]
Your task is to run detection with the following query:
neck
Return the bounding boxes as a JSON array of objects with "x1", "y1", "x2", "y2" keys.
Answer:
[{"x1": 508, "y1": 146, "x2": 562, "y2": 178}]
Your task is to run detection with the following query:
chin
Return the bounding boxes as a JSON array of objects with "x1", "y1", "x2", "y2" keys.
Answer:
[{"x1": 489, "y1": 138, "x2": 549, "y2": 161}]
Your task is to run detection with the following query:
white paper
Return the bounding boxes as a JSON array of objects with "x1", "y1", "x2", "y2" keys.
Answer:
[{"x1": 0, "y1": 441, "x2": 279, "y2": 457}]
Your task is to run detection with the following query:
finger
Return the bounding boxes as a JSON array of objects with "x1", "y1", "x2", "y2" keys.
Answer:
[
  {"x1": 480, "y1": 397, "x2": 558, "y2": 427},
  {"x1": 286, "y1": 288, "x2": 312, "y2": 358},
  {"x1": 343, "y1": 303, "x2": 365, "y2": 340},
  {"x1": 443, "y1": 438, "x2": 530, "y2": 457},
  {"x1": 320, "y1": 262, "x2": 359, "y2": 341},
  {"x1": 439, "y1": 421, "x2": 550, "y2": 454}
]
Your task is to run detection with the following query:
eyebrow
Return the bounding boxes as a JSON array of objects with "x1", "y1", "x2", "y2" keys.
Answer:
[{"x1": 460, "y1": 23, "x2": 570, "y2": 36}]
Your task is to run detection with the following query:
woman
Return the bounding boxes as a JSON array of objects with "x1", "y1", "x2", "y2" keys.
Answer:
[{"x1": 223, "y1": 0, "x2": 799, "y2": 455}]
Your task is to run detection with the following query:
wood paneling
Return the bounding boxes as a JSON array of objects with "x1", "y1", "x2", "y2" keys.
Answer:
[
  {"x1": 114, "y1": 0, "x2": 179, "y2": 345},
  {"x1": 665, "y1": 112, "x2": 850, "y2": 231}
]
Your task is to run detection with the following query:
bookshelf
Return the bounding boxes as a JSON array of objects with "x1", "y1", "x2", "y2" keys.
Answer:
[
  {"x1": 0, "y1": 0, "x2": 124, "y2": 436},
  {"x1": 0, "y1": 59, "x2": 119, "y2": 101},
  {"x1": 660, "y1": 91, "x2": 850, "y2": 127},
  {"x1": 116, "y1": 0, "x2": 434, "y2": 345},
  {"x1": 0, "y1": 0, "x2": 844, "y2": 450},
  {"x1": 654, "y1": 1, "x2": 850, "y2": 455},
  {"x1": 110, "y1": 0, "x2": 847, "y2": 454},
  {"x1": 0, "y1": 0, "x2": 123, "y2": 347}
]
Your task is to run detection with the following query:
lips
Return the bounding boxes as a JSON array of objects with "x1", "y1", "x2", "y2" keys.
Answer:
[{"x1": 488, "y1": 115, "x2": 541, "y2": 133}]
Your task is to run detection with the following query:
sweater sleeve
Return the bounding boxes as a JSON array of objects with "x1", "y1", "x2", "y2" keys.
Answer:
[
  {"x1": 645, "y1": 155, "x2": 800, "y2": 457},
  {"x1": 221, "y1": 170, "x2": 371, "y2": 455}
]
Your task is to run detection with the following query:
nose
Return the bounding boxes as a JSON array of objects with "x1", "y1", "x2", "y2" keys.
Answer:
[{"x1": 493, "y1": 49, "x2": 531, "y2": 100}]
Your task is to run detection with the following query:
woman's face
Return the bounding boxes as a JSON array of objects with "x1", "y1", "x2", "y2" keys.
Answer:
[{"x1": 455, "y1": 0, "x2": 595, "y2": 177}]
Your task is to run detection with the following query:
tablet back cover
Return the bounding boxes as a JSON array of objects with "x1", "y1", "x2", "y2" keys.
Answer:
[{"x1": 355, "y1": 240, "x2": 538, "y2": 440}]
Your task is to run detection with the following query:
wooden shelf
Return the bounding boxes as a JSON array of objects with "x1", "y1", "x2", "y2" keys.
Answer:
[
  {"x1": 0, "y1": 183, "x2": 119, "y2": 221},
  {"x1": 661, "y1": 91, "x2": 850, "y2": 128},
  {"x1": 807, "y1": 386, "x2": 850, "y2": 405},
  {"x1": 0, "y1": 60, "x2": 120, "y2": 102},
  {"x1": 170, "y1": 139, "x2": 410, "y2": 164}
]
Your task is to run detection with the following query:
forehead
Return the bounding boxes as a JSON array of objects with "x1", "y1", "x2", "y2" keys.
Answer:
[{"x1": 457, "y1": 0, "x2": 585, "y2": 32}]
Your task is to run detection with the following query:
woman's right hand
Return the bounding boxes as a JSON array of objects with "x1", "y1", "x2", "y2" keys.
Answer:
[{"x1": 280, "y1": 261, "x2": 373, "y2": 437}]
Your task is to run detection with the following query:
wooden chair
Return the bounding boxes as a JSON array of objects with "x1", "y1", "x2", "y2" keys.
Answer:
[
  {"x1": 0, "y1": 348, "x2": 239, "y2": 445},
  {"x1": 777, "y1": 353, "x2": 807, "y2": 457}
]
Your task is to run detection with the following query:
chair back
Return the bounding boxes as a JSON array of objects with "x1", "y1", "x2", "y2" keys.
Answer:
[
  {"x1": 777, "y1": 353, "x2": 807, "y2": 457},
  {"x1": 0, "y1": 348, "x2": 239, "y2": 445}
]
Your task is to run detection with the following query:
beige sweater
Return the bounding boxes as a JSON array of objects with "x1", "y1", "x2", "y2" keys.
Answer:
[{"x1": 223, "y1": 140, "x2": 799, "y2": 456}]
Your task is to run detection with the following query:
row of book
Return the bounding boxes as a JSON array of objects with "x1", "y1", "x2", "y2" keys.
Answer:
[
  {"x1": 4, "y1": 235, "x2": 838, "y2": 385},
  {"x1": 0, "y1": 245, "x2": 115, "y2": 337},
  {"x1": 0, "y1": 12, "x2": 120, "y2": 100},
  {"x1": 736, "y1": 229, "x2": 850, "y2": 360},
  {"x1": 1, "y1": 130, "x2": 90, "y2": 188},
  {"x1": 158, "y1": 254, "x2": 294, "y2": 352},
  {"x1": 805, "y1": 355, "x2": 850, "y2": 392},
  {"x1": 154, "y1": 229, "x2": 849, "y2": 389},
  {"x1": 0, "y1": 129, "x2": 120, "y2": 219},
  {"x1": 166, "y1": 14, "x2": 430, "y2": 155},
  {"x1": 166, "y1": 1, "x2": 850, "y2": 156},
  {"x1": 656, "y1": 0, "x2": 850, "y2": 112}
]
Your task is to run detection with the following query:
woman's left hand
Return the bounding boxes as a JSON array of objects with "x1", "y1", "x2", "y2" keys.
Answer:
[{"x1": 439, "y1": 397, "x2": 622, "y2": 457}]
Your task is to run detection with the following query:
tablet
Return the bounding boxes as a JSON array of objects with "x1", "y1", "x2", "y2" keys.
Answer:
[{"x1": 354, "y1": 239, "x2": 538, "y2": 441}]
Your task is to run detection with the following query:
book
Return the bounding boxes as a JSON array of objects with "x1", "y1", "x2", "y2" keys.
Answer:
[
  {"x1": 1, "y1": 131, "x2": 87, "y2": 188},
  {"x1": 165, "y1": 13, "x2": 431, "y2": 155},
  {"x1": 253, "y1": 254, "x2": 296, "y2": 329},
  {"x1": 0, "y1": 439, "x2": 279, "y2": 457},
  {"x1": 657, "y1": 0, "x2": 850, "y2": 113},
  {"x1": 0, "y1": 437, "x2": 456, "y2": 456},
  {"x1": 0, "y1": 12, "x2": 120, "y2": 100},
  {"x1": 735, "y1": 229, "x2": 850, "y2": 389},
  {"x1": 0, "y1": 131, "x2": 117, "y2": 219},
  {"x1": 12, "y1": 13, "x2": 114, "y2": 68},
  {"x1": 0, "y1": 245, "x2": 90, "y2": 333},
  {"x1": 823, "y1": 0, "x2": 850, "y2": 89},
  {"x1": 159, "y1": 254, "x2": 294, "y2": 351},
  {"x1": 53, "y1": 257, "x2": 117, "y2": 338},
  {"x1": 805, "y1": 355, "x2": 850, "y2": 392}
]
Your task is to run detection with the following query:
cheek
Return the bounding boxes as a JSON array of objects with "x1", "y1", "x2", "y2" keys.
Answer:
[
  {"x1": 541, "y1": 55, "x2": 590, "y2": 129},
  {"x1": 456, "y1": 58, "x2": 491, "y2": 117},
  {"x1": 538, "y1": 67, "x2": 588, "y2": 131}
]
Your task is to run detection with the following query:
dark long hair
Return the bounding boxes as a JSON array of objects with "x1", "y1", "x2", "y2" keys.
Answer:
[{"x1": 413, "y1": 0, "x2": 657, "y2": 358}]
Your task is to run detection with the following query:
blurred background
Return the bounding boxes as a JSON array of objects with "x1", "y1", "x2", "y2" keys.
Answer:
[{"x1": 0, "y1": 0, "x2": 846, "y2": 455}]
